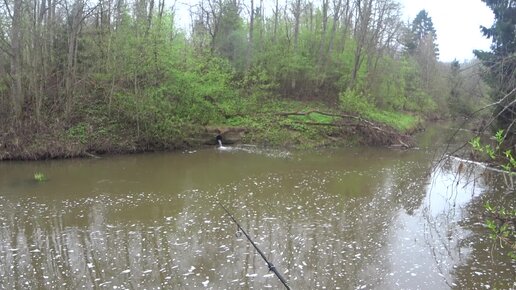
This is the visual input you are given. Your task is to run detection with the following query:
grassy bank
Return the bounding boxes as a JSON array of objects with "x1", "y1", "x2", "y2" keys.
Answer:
[
  {"x1": 0, "y1": 97, "x2": 422, "y2": 160},
  {"x1": 220, "y1": 99, "x2": 421, "y2": 148}
]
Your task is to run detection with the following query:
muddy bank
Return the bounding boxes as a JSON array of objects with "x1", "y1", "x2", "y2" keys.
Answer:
[
  {"x1": 0, "y1": 120, "x2": 416, "y2": 161},
  {"x1": 0, "y1": 124, "x2": 243, "y2": 160}
]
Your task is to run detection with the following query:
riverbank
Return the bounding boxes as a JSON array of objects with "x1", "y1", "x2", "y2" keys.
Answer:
[{"x1": 0, "y1": 100, "x2": 422, "y2": 161}]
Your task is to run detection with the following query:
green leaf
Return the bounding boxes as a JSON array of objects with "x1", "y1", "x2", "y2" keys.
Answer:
[
  {"x1": 485, "y1": 145, "x2": 495, "y2": 159},
  {"x1": 469, "y1": 137, "x2": 483, "y2": 152},
  {"x1": 495, "y1": 129, "x2": 504, "y2": 145}
]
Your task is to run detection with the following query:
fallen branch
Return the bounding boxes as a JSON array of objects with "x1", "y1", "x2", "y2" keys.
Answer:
[
  {"x1": 277, "y1": 110, "x2": 397, "y2": 135},
  {"x1": 277, "y1": 110, "x2": 360, "y2": 120},
  {"x1": 84, "y1": 151, "x2": 101, "y2": 159},
  {"x1": 289, "y1": 121, "x2": 344, "y2": 127}
]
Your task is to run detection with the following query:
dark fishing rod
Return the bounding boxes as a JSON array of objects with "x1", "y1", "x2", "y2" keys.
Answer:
[{"x1": 218, "y1": 201, "x2": 291, "y2": 290}]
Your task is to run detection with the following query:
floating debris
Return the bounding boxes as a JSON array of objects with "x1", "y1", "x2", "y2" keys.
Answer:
[{"x1": 0, "y1": 149, "x2": 514, "y2": 289}]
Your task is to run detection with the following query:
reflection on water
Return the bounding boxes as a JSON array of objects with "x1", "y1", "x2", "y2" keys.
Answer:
[{"x1": 0, "y1": 146, "x2": 514, "y2": 289}]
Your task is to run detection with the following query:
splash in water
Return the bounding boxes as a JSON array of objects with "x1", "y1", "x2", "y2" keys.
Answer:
[
  {"x1": 217, "y1": 143, "x2": 232, "y2": 151},
  {"x1": 216, "y1": 134, "x2": 226, "y2": 149},
  {"x1": 216, "y1": 136, "x2": 232, "y2": 151}
]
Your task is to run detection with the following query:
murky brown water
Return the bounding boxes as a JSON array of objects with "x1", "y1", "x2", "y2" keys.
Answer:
[{"x1": 0, "y1": 130, "x2": 514, "y2": 289}]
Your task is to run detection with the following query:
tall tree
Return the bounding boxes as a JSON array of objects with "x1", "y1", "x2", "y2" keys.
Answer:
[
  {"x1": 405, "y1": 9, "x2": 439, "y2": 58},
  {"x1": 247, "y1": 0, "x2": 254, "y2": 67},
  {"x1": 403, "y1": 10, "x2": 440, "y2": 92},
  {"x1": 350, "y1": 0, "x2": 373, "y2": 88},
  {"x1": 291, "y1": 0, "x2": 302, "y2": 49},
  {"x1": 474, "y1": 0, "x2": 516, "y2": 144},
  {"x1": 448, "y1": 59, "x2": 464, "y2": 114},
  {"x1": 8, "y1": 0, "x2": 24, "y2": 122}
]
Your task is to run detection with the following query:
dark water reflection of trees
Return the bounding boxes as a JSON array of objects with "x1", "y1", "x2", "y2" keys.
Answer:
[
  {"x1": 450, "y1": 169, "x2": 515, "y2": 290},
  {"x1": 0, "y1": 149, "x2": 514, "y2": 289}
]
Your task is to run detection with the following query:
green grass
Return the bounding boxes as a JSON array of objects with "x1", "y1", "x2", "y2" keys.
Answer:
[
  {"x1": 34, "y1": 172, "x2": 47, "y2": 182},
  {"x1": 220, "y1": 99, "x2": 342, "y2": 148},
  {"x1": 66, "y1": 123, "x2": 88, "y2": 144},
  {"x1": 365, "y1": 110, "x2": 419, "y2": 132},
  {"x1": 220, "y1": 98, "x2": 419, "y2": 148},
  {"x1": 288, "y1": 112, "x2": 336, "y2": 124},
  {"x1": 339, "y1": 90, "x2": 419, "y2": 132}
]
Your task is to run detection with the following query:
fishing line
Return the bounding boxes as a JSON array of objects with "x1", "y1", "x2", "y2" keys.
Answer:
[{"x1": 218, "y1": 201, "x2": 291, "y2": 290}]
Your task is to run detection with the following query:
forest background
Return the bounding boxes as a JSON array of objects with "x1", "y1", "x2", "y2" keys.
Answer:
[{"x1": 0, "y1": 0, "x2": 514, "y2": 159}]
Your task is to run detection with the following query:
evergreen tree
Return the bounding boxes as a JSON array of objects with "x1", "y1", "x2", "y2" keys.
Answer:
[
  {"x1": 474, "y1": 0, "x2": 516, "y2": 144},
  {"x1": 406, "y1": 10, "x2": 439, "y2": 58}
]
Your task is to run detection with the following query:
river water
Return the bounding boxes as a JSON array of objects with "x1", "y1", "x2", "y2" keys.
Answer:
[{"x1": 0, "y1": 127, "x2": 514, "y2": 289}]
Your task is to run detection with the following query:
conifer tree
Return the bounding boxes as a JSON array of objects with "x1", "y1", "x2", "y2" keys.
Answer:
[
  {"x1": 406, "y1": 10, "x2": 439, "y2": 58},
  {"x1": 474, "y1": 0, "x2": 516, "y2": 144}
]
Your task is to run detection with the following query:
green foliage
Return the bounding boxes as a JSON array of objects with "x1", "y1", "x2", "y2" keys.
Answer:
[
  {"x1": 110, "y1": 39, "x2": 239, "y2": 142},
  {"x1": 67, "y1": 123, "x2": 89, "y2": 144},
  {"x1": 367, "y1": 111, "x2": 419, "y2": 132},
  {"x1": 225, "y1": 115, "x2": 254, "y2": 127},
  {"x1": 485, "y1": 144, "x2": 496, "y2": 159},
  {"x1": 469, "y1": 129, "x2": 516, "y2": 239},
  {"x1": 34, "y1": 172, "x2": 47, "y2": 182},
  {"x1": 339, "y1": 89, "x2": 419, "y2": 132},
  {"x1": 371, "y1": 57, "x2": 406, "y2": 110},
  {"x1": 239, "y1": 65, "x2": 279, "y2": 98},
  {"x1": 476, "y1": 0, "x2": 515, "y2": 57},
  {"x1": 448, "y1": 59, "x2": 469, "y2": 116},
  {"x1": 495, "y1": 128, "x2": 504, "y2": 144},
  {"x1": 212, "y1": 0, "x2": 246, "y2": 69},
  {"x1": 480, "y1": 129, "x2": 516, "y2": 260},
  {"x1": 339, "y1": 89, "x2": 372, "y2": 113},
  {"x1": 502, "y1": 149, "x2": 516, "y2": 172},
  {"x1": 474, "y1": 0, "x2": 516, "y2": 141},
  {"x1": 0, "y1": 0, "x2": 465, "y2": 155},
  {"x1": 469, "y1": 136, "x2": 483, "y2": 152},
  {"x1": 219, "y1": 99, "x2": 344, "y2": 148},
  {"x1": 470, "y1": 130, "x2": 516, "y2": 172},
  {"x1": 386, "y1": 57, "x2": 436, "y2": 114},
  {"x1": 484, "y1": 202, "x2": 516, "y2": 260},
  {"x1": 404, "y1": 90, "x2": 438, "y2": 113},
  {"x1": 288, "y1": 113, "x2": 336, "y2": 124},
  {"x1": 406, "y1": 10, "x2": 439, "y2": 57}
]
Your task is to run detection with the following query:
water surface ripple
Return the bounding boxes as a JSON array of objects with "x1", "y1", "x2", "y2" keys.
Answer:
[{"x1": 0, "y1": 146, "x2": 514, "y2": 289}]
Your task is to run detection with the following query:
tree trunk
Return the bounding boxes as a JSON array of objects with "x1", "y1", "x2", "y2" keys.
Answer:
[
  {"x1": 350, "y1": 0, "x2": 372, "y2": 89},
  {"x1": 317, "y1": 0, "x2": 329, "y2": 65},
  {"x1": 291, "y1": 0, "x2": 302, "y2": 91},
  {"x1": 64, "y1": 1, "x2": 84, "y2": 118},
  {"x1": 292, "y1": 0, "x2": 301, "y2": 50},
  {"x1": 147, "y1": 0, "x2": 154, "y2": 34},
  {"x1": 10, "y1": 0, "x2": 24, "y2": 122},
  {"x1": 246, "y1": 0, "x2": 254, "y2": 70},
  {"x1": 273, "y1": 0, "x2": 278, "y2": 40},
  {"x1": 327, "y1": 0, "x2": 343, "y2": 55},
  {"x1": 115, "y1": 0, "x2": 123, "y2": 27}
]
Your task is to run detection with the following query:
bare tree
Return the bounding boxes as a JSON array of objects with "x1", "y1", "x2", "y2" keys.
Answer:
[
  {"x1": 326, "y1": 0, "x2": 343, "y2": 55},
  {"x1": 350, "y1": 0, "x2": 373, "y2": 89},
  {"x1": 290, "y1": 0, "x2": 301, "y2": 49},
  {"x1": 273, "y1": 0, "x2": 279, "y2": 40},
  {"x1": 7, "y1": 0, "x2": 24, "y2": 122},
  {"x1": 246, "y1": 0, "x2": 254, "y2": 69},
  {"x1": 317, "y1": 0, "x2": 329, "y2": 64}
]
